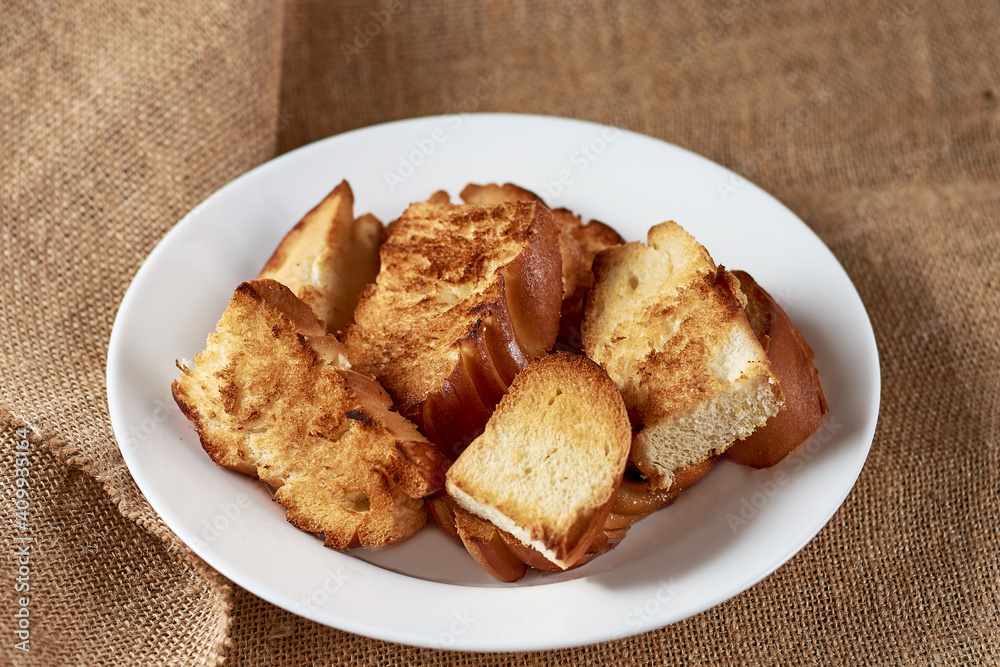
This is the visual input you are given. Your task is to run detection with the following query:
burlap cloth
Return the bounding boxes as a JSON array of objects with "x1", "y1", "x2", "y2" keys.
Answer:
[{"x1": 2, "y1": 0, "x2": 998, "y2": 664}]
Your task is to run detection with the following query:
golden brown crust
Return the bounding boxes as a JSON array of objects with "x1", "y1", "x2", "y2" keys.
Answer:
[
  {"x1": 605, "y1": 457, "x2": 717, "y2": 531},
  {"x1": 259, "y1": 180, "x2": 384, "y2": 335},
  {"x1": 426, "y1": 491, "x2": 463, "y2": 546},
  {"x1": 453, "y1": 504, "x2": 528, "y2": 582},
  {"x1": 556, "y1": 217, "x2": 624, "y2": 352},
  {"x1": 172, "y1": 279, "x2": 448, "y2": 550},
  {"x1": 459, "y1": 182, "x2": 589, "y2": 305},
  {"x1": 497, "y1": 505, "x2": 618, "y2": 573},
  {"x1": 424, "y1": 189, "x2": 451, "y2": 205},
  {"x1": 345, "y1": 200, "x2": 562, "y2": 457},
  {"x1": 497, "y1": 529, "x2": 563, "y2": 572},
  {"x1": 497, "y1": 207, "x2": 563, "y2": 357},
  {"x1": 725, "y1": 271, "x2": 828, "y2": 468},
  {"x1": 457, "y1": 182, "x2": 627, "y2": 353},
  {"x1": 459, "y1": 182, "x2": 543, "y2": 206}
]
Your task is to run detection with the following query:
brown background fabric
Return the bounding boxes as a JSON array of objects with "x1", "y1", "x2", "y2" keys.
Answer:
[{"x1": 2, "y1": 0, "x2": 998, "y2": 664}]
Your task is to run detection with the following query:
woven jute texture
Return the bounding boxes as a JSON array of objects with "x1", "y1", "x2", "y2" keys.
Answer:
[{"x1": 2, "y1": 0, "x2": 998, "y2": 664}]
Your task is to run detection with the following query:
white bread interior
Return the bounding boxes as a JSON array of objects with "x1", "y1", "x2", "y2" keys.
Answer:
[
  {"x1": 445, "y1": 353, "x2": 630, "y2": 569},
  {"x1": 583, "y1": 221, "x2": 784, "y2": 489}
]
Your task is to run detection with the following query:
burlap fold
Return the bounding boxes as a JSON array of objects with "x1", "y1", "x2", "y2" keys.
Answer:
[{"x1": 2, "y1": 0, "x2": 998, "y2": 665}]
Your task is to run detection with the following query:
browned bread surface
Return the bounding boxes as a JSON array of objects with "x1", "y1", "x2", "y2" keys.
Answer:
[
  {"x1": 583, "y1": 221, "x2": 784, "y2": 489},
  {"x1": 458, "y1": 182, "x2": 624, "y2": 352},
  {"x1": 426, "y1": 491, "x2": 463, "y2": 547},
  {"x1": 445, "y1": 352, "x2": 631, "y2": 569},
  {"x1": 344, "y1": 200, "x2": 562, "y2": 455},
  {"x1": 171, "y1": 279, "x2": 449, "y2": 550},
  {"x1": 259, "y1": 180, "x2": 383, "y2": 335},
  {"x1": 460, "y1": 182, "x2": 582, "y2": 300},
  {"x1": 459, "y1": 182, "x2": 541, "y2": 207},
  {"x1": 725, "y1": 270, "x2": 828, "y2": 467}
]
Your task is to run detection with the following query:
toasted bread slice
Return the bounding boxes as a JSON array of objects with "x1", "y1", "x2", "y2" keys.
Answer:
[
  {"x1": 460, "y1": 182, "x2": 582, "y2": 300},
  {"x1": 259, "y1": 180, "x2": 383, "y2": 335},
  {"x1": 458, "y1": 182, "x2": 622, "y2": 351},
  {"x1": 583, "y1": 221, "x2": 784, "y2": 490},
  {"x1": 725, "y1": 270, "x2": 828, "y2": 467},
  {"x1": 344, "y1": 200, "x2": 562, "y2": 456},
  {"x1": 445, "y1": 353, "x2": 631, "y2": 569},
  {"x1": 172, "y1": 279, "x2": 449, "y2": 550},
  {"x1": 430, "y1": 486, "x2": 613, "y2": 579}
]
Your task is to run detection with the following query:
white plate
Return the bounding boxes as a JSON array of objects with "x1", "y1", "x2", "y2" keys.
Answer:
[{"x1": 107, "y1": 113, "x2": 879, "y2": 651}]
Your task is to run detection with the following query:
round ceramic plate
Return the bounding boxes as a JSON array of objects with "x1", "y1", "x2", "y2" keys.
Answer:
[{"x1": 107, "y1": 113, "x2": 879, "y2": 651}]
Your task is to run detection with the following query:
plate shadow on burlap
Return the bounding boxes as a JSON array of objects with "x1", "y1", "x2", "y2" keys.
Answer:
[{"x1": 2, "y1": 0, "x2": 999, "y2": 665}]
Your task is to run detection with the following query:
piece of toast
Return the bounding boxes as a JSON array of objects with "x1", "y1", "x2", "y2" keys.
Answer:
[
  {"x1": 343, "y1": 200, "x2": 563, "y2": 457},
  {"x1": 583, "y1": 221, "x2": 784, "y2": 490},
  {"x1": 171, "y1": 279, "x2": 449, "y2": 550},
  {"x1": 725, "y1": 270, "x2": 828, "y2": 467},
  {"x1": 259, "y1": 180, "x2": 383, "y2": 336},
  {"x1": 459, "y1": 182, "x2": 622, "y2": 352},
  {"x1": 460, "y1": 183, "x2": 581, "y2": 299},
  {"x1": 445, "y1": 353, "x2": 631, "y2": 570}
]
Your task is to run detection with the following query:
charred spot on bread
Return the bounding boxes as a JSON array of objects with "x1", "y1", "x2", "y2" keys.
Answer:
[{"x1": 345, "y1": 409, "x2": 375, "y2": 427}]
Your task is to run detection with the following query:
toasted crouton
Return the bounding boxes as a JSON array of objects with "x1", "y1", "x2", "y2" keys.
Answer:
[
  {"x1": 446, "y1": 353, "x2": 631, "y2": 570},
  {"x1": 583, "y1": 221, "x2": 784, "y2": 489},
  {"x1": 458, "y1": 182, "x2": 622, "y2": 351},
  {"x1": 259, "y1": 180, "x2": 383, "y2": 335},
  {"x1": 172, "y1": 279, "x2": 449, "y2": 549},
  {"x1": 344, "y1": 200, "x2": 563, "y2": 456}
]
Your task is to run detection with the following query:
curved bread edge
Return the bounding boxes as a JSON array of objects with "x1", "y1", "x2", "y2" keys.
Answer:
[
  {"x1": 725, "y1": 270, "x2": 828, "y2": 467},
  {"x1": 259, "y1": 180, "x2": 384, "y2": 335},
  {"x1": 445, "y1": 353, "x2": 631, "y2": 569}
]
